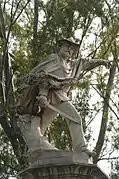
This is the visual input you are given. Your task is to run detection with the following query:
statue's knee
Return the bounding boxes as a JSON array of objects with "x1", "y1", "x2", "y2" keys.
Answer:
[{"x1": 18, "y1": 114, "x2": 32, "y2": 132}]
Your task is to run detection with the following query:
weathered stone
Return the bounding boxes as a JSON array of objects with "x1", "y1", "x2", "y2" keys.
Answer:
[
  {"x1": 19, "y1": 151, "x2": 109, "y2": 179},
  {"x1": 20, "y1": 163, "x2": 108, "y2": 179},
  {"x1": 17, "y1": 38, "x2": 111, "y2": 159},
  {"x1": 17, "y1": 38, "x2": 111, "y2": 179},
  {"x1": 28, "y1": 150, "x2": 92, "y2": 166}
]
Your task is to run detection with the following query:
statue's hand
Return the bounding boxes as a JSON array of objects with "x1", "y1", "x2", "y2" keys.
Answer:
[
  {"x1": 104, "y1": 60, "x2": 112, "y2": 69},
  {"x1": 36, "y1": 95, "x2": 49, "y2": 108},
  {"x1": 49, "y1": 79, "x2": 62, "y2": 89}
]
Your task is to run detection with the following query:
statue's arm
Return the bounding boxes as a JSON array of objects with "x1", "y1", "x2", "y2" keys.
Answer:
[
  {"x1": 18, "y1": 70, "x2": 73, "y2": 91},
  {"x1": 82, "y1": 59, "x2": 111, "y2": 71},
  {"x1": 56, "y1": 59, "x2": 107, "y2": 86},
  {"x1": 71, "y1": 58, "x2": 111, "y2": 80}
]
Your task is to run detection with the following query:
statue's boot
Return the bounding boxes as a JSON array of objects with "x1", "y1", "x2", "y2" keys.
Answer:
[
  {"x1": 28, "y1": 136, "x2": 58, "y2": 153},
  {"x1": 38, "y1": 136, "x2": 59, "y2": 151},
  {"x1": 74, "y1": 143, "x2": 96, "y2": 158},
  {"x1": 28, "y1": 136, "x2": 59, "y2": 165}
]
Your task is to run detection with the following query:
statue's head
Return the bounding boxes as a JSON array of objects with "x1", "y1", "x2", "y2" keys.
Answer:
[{"x1": 56, "y1": 38, "x2": 80, "y2": 59}]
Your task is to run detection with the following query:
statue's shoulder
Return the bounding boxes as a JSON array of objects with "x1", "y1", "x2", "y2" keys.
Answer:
[
  {"x1": 45, "y1": 53, "x2": 59, "y2": 63},
  {"x1": 47, "y1": 53, "x2": 58, "y2": 60},
  {"x1": 44, "y1": 53, "x2": 59, "y2": 64},
  {"x1": 31, "y1": 53, "x2": 58, "y2": 73}
]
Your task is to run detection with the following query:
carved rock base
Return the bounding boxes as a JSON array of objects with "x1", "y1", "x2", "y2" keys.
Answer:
[
  {"x1": 19, "y1": 151, "x2": 109, "y2": 179},
  {"x1": 28, "y1": 150, "x2": 91, "y2": 165}
]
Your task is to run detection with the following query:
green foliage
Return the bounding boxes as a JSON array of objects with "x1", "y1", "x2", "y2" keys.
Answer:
[
  {"x1": 48, "y1": 117, "x2": 72, "y2": 150},
  {"x1": 0, "y1": 128, "x2": 18, "y2": 178}
]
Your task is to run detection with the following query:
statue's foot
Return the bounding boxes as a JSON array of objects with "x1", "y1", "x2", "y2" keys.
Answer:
[
  {"x1": 28, "y1": 136, "x2": 58, "y2": 153},
  {"x1": 74, "y1": 144, "x2": 96, "y2": 158},
  {"x1": 39, "y1": 136, "x2": 59, "y2": 151},
  {"x1": 28, "y1": 137, "x2": 59, "y2": 165}
]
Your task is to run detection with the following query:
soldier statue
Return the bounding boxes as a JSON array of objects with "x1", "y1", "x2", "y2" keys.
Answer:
[{"x1": 17, "y1": 38, "x2": 111, "y2": 161}]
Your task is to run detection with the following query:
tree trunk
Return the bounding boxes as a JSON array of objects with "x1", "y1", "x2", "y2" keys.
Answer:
[
  {"x1": 93, "y1": 41, "x2": 117, "y2": 163},
  {"x1": 32, "y1": 0, "x2": 39, "y2": 67}
]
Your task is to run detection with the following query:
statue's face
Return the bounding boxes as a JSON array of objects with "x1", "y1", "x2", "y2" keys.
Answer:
[{"x1": 58, "y1": 43, "x2": 74, "y2": 59}]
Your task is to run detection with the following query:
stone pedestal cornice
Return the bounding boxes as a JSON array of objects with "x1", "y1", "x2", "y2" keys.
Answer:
[{"x1": 19, "y1": 151, "x2": 109, "y2": 179}]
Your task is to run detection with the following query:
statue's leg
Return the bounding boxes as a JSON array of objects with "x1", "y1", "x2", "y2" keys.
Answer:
[
  {"x1": 18, "y1": 114, "x2": 41, "y2": 151},
  {"x1": 18, "y1": 113, "x2": 58, "y2": 152},
  {"x1": 56, "y1": 101, "x2": 90, "y2": 154},
  {"x1": 40, "y1": 108, "x2": 57, "y2": 135},
  {"x1": 56, "y1": 101, "x2": 85, "y2": 147}
]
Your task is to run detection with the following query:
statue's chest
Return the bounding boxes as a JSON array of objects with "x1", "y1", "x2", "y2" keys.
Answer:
[
  {"x1": 48, "y1": 59, "x2": 72, "y2": 77},
  {"x1": 62, "y1": 60, "x2": 72, "y2": 77}
]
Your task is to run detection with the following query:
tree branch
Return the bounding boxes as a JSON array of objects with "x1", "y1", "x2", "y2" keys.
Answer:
[
  {"x1": 98, "y1": 156, "x2": 119, "y2": 161},
  {"x1": 91, "y1": 84, "x2": 119, "y2": 121},
  {"x1": 0, "y1": 116, "x2": 27, "y2": 168},
  {"x1": 12, "y1": 0, "x2": 31, "y2": 26},
  {"x1": 32, "y1": 0, "x2": 39, "y2": 66},
  {"x1": 86, "y1": 107, "x2": 102, "y2": 128},
  {"x1": 93, "y1": 42, "x2": 117, "y2": 163}
]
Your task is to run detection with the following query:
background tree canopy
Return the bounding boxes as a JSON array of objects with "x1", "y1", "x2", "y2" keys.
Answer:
[{"x1": 0, "y1": 0, "x2": 119, "y2": 178}]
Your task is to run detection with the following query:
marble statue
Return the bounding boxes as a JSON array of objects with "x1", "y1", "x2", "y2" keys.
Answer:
[{"x1": 17, "y1": 38, "x2": 111, "y2": 161}]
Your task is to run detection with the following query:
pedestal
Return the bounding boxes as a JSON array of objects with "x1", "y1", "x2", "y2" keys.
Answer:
[{"x1": 19, "y1": 151, "x2": 109, "y2": 179}]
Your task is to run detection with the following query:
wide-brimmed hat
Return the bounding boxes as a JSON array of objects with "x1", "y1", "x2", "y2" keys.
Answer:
[{"x1": 57, "y1": 37, "x2": 80, "y2": 49}]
